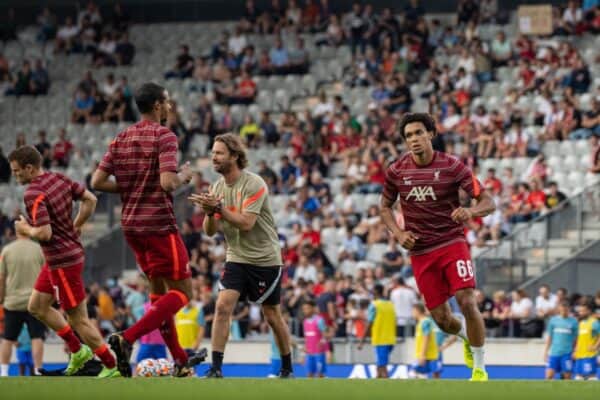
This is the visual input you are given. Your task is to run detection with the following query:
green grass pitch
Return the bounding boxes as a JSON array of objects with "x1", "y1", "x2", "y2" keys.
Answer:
[{"x1": 1, "y1": 378, "x2": 598, "y2": 400}]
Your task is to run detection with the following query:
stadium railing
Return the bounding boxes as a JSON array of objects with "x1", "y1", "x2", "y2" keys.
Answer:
[{"x1": 475, "y1": 182, "x2": 600, "y2": 294}]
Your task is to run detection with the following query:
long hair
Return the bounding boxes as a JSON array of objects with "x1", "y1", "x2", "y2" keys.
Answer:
[{"x1": 214, "y1": 133, "x2": 248, "y2": 169}]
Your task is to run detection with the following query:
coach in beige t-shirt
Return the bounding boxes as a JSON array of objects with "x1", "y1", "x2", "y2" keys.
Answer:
[{"x1": 0, "y1": 233, "x2": 46, "y2": 376}]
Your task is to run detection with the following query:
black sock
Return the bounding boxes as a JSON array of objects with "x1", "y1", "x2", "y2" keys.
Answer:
[
  {"x1": 212, "y1": 351, "x2": 224, "y2": 370},
  {"x1": 281, "y1": 353, "x2": 292, "y2": 371}
]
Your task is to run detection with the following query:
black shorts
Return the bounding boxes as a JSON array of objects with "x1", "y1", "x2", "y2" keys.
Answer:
[
  {"x1": 219, "y1": 262, "x2": 282, "y2": 305},
  {"x1": 3, "y1": 309, "x2": 46, "y2": 341}
]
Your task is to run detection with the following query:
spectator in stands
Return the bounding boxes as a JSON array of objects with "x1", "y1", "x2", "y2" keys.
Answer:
[
  {"x1": 544, "y1": 181, "x2": 567, "y2": 211},
  {"x1": 269, "y1": 37, "x2": 290, "y2": 74},
  {"x1": 239, "y1": 115, "x2": 260, "y2": 147},
  {"x1": 260, "y1": 111, "x2": 280, "y2": 145},
  {"x1": 294, "y1": 255, "x2": 318, "y2": 284},
  {"x1": 217, "y1": 69, "x2": 257, "y2": 105},
  {"x1": 570, "y1": 97, "x2": 600, "y2": 139},
  {"x1": 280, "y1": 155, "x2": 298, "y2": 193},
  {"x1": 54, "y1": 16, "x2": 80, "y2": 54},
  {"x1": 338, "y1": 226, "x2": 366, "y2": 262},
  {"x1": 94, "y1": 32, "x2": 118, "y2": 67},
  {"x1": 36, "y1": 6, "x2": 57, "y2": 43},
  {"x1": 71, "y1": 88, "x2": 94, "y2": 123},
  {"x1": 0, "y1": 146, "x2": 10, "y2": 183},
  {"x1": 509, "y1": 289, "x2": 534, "y2": 337},
  {"x1": 165, "y1": 44, "x2": 194, "y2": 79},
  {"x1": 475, "y1": 289, "x2": 496, "y2": 332},
  {"x1": 30, "y1": 59, "x2": 49, "y2": 95},
  {"x1": 389, "y1": 276, "x2": 417, "y2": 338},
  {"x1": 490, "y1": 31, "x2": 512, "y2": 67},
  {"x1": 104, "y1": 88, "x2": 134, "y2": 123},
  {"x1": 526, "y1": 178, "x2": 546, "y2": 217},
  {"x1": 566, "y1": 58, "x2": 591, "y2": 94},
  {"x1": 258, "y1": 160, "x2": 279, "y2": 192},
  {"x1": 15, "y1": 133, "x2": 26, "y2": 148},
  {"x1": 324, "y1": 14, "x2": 345, "y2": 46},
  {"x1": 34, "y1": 130, "x2": 52, "y2": 169},
  {"x1": 52, "y1": 128, "x2": 74, "y2": 167},
  {"x1": 483, "y1": 168, "x2": 503, "y2": 196},
  {"x1": 288, "y1": 37, "x2": 310, "y2": 74},
  {"x1": 11, "y1": 61, "x2": 34, "y2": 96},
  {"x1": 535, "y1": 284, "x2": 558, "y2": 320},
  {"x1": 562, "y1": 0, "x2": 584, "y2": 34},
  {"x1": 115, "y1": 33, "x2": 135, "y2": 66}
]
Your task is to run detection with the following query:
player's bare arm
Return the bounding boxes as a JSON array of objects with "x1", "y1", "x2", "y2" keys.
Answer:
[
  {"x1": 379, "y1": 195, "x2": 418, "y2": 250},
  {"x1": 451, "y1": 190, "x2": 496, "y2": 223},
  {"x1": 15, "y1": 215, "x2": 52, "y2": 242},
  {"x1": 73, "y1": 189, "x2": 98, "y2": 234},
  {"x1": 160, "y1": 161, "x2": 193, "y2": 192},
  {"x1": 90, "y1": 169, "x2": 119, "y2": 193}
]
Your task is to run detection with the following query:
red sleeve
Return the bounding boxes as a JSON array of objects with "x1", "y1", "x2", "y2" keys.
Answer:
[
  {"x1": 455, "y1": 160, "x2": 482, "y2": 199},
  {"x1": 24, "y1": 188, "x2": 50, "y2": 227},
  {"x1": 382, "y1": 163, "x2": 400, "y2": 202},
  {"x1": 71, "y1": 179, "x2": 86, "y2": 200},
  {"x1": 98, "y1": 142, "x2": 114, "y2": 175},
  {"x1": 158, "y1": 128, "x2": 179, "y2": 174}
]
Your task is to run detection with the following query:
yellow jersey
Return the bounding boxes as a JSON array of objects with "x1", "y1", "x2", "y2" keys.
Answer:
[
  {"x1": 574, "y1": 317, "x2": 600, "y2": 360},
  {"x1": 415, "y1": 317, "x2": 439, "y2": 361},
  {"x1": 368, "y1": 299, "x2": 396, "y2": 346},
  {"x1": 175, "y1": 305, "x2": 204, "y2": 350}
]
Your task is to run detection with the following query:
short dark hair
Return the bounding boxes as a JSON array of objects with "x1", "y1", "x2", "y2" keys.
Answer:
[
  {"x1": 398, "y1": 112, "x2": 437, "y2": 138},
  {"x1": 413, "y1": 303, "x2": 426, "y2": 314},
  {"x1": 373, "y1": 284, "x2": 384, "y2": 297},
  {"x1": 134, "y1": 82, "x2": 166, "y2": 114},
  {"x1": 214, "y1": 133, "x2": 249, "y2": 169},
  {"x1": 303, "y1": 299, "x2": 316, "y2": 307},
  {"x1": 8, "y1": 145, "x2": 42, "y2": 168}
]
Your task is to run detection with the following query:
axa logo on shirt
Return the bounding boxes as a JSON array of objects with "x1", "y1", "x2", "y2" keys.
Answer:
[{"x1": 405, "y1": 186, "x2": 437, "y2": 202}]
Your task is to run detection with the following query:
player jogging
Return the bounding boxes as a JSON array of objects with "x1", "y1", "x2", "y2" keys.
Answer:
[
  {"x1": 91, "y1": 82, "x2": 206, "y2": 377},
  {"x1": 358, "y1": 284, "x2": 396, "y2": 378},
  {"x1": 544, "y1": 300, "x2": 578, "y2": 380},
  {"x1": 8, "y1": 146, "x2": 119, "y2": 378},
  {"x1": 302, "y1": 300, "x2": 330, "y2": 378},
  {"x1": 189, "y1": 133, "x2": 293, "y2": 378},
  {"x1": 573, "y1": 302, "x2": 600, "y2": 380},
  {"x1": 380, "y1": 113, "x2": 496, "y2": 381}
]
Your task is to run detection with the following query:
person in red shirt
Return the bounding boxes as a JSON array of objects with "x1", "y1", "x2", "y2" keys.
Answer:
[
  {"x1": 381, "y1": 113, "x2": 496, "y2": 381},
  {"x1": 91, "y1": 82, "x2": 203, "y2": 377},
  {"x1": 483, "y1": 168, "x2": 503, "y2": 196},
  {"x1": 524, "y1": 179, "x2": 546, "y2": 219},
  {"x1": 52, "y1": 128, "x2": 73, "y2": 168},
  {"x1": 8, "y1": 146, "x2": 118, "y2": 377}
]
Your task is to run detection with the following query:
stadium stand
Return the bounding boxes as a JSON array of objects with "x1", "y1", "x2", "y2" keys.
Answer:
[{"x1": 0, "y1": 0, "x2": 600, "y2": 358}]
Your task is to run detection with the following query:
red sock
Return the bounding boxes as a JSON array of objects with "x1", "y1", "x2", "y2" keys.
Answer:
[
  {"x1": 149, "y1": 294, "x2": 188, "y2": 365},
  {"x1": 56, "y1": 325, "x2": 82, "y2": 354},
  {"x1": 160, "y1": 317, "x2": 189, "y2": 366},
  {"x1": 94, "y1": 344, "x2": 116, "y2": 369},
  {"x1": 123, "y1": 290, "x2": 188, "y2": 344}
]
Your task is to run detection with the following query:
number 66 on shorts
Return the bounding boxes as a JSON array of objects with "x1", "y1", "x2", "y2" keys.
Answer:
[{"x1": 410, "y1": 241, "x2": 476, "y2": 310}]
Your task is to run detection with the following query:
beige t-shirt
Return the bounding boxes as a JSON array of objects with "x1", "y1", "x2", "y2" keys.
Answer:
[
  {"x1": 0, "y1": 239, "x2": 45, "y2": 311},
  {"x1": 211, "y1": 170, "x2": 282, "y2": 266}
]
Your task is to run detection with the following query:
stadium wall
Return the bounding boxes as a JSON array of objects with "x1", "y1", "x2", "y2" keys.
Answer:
[
  {"x1": 4, "y1": 363, "x2": 549, "y2": 379},
  {"x1": 5, "y1": 0, "x2": 566, "y2": 25},
  {"x1": 13, "y1": 339, "x2": 548, "y2": 366}
]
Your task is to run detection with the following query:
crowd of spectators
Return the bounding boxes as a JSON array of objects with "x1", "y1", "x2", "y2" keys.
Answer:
[
  {"x1": 0, "y1": 57, "x2": 50, "y2": 96},
  {"x1": 70, "y1": 71, "x2": 136, "y2": 124}
]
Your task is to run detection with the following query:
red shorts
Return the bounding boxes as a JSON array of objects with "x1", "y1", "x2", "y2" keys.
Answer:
[
  {"x1": 34, "y1": 263, "x2": 86, "y2": 310},
  {"x1": 125, "y1": 232, "x2": 191, "y2": 281},
  {"x1": 410, "y1": 241, "x2": 476, "y2": 310}
]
